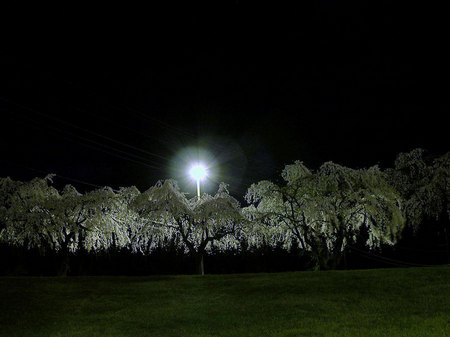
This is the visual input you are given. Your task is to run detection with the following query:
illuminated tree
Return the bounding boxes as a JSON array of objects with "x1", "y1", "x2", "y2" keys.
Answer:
[
  {"x1": 386, "y1": 149, "x2": 450, "y2": 262},
  {"x1": 245, "y1": 161, "x2": 405, "y2": 270},
  {"x1": 132, "y1": 179, "x2": 243, "y2": 275},
  {"x1": 0, "y1": 176, "x2": 244, "y2": 275},
  {"x1": 110, "y1": 186, "x2": 147, "y2": 252},
  {"x1": 0, "y1": 176, "x2": 130, "y2": 275},
  {"x1": 386, "y1": 148, "x2": 450, "y2": 229},
  {"x1": 0, "y1": 175, "x2": 60, "y2": 254}
]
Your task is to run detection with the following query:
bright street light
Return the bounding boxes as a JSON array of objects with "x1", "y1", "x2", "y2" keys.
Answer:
[{"x1": 189, "y1": 164, "x2": 207, "y2": 198}]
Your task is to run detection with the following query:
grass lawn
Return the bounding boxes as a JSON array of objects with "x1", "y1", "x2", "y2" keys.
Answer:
[{"x1": 0, "y1": 267, "x2": 449, "y2": 337}]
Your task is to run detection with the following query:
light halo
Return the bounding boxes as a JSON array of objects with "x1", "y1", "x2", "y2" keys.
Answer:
[{"x1": 189, "y1": 164, "x2": 207, "y2": 181}]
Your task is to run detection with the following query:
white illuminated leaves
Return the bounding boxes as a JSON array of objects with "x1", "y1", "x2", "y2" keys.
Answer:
[
  {"x1": 386, "y1": 149, "x2": 450, "y2": 230},
  {"x1": 0, "y1": 177, "x2": 139, "y2": 253},
  {"x1": 244, "y1": 160, "x2": 406, "y2": 268},
  {"x1": 2, "y1": 148, "x2": 446, "y2": 271},
  {"x1": 133, "y1": 180, "x2": 243, "y2": 254}
]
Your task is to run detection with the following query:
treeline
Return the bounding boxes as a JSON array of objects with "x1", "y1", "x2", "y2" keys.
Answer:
[{"x1": 0, "y1": 148, "x2": 448, "y2": 275}]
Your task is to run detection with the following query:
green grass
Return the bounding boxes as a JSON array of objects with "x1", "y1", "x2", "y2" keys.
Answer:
[{"x1": 1, "y1": 267, "x2": 449, "y2": 337}]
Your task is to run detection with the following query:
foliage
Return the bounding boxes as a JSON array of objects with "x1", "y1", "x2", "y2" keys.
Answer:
[
  {"x1": 386, "y1": 148, "x2": 450, "y2": 229},
  {"x1": 0, "y1": 176, "x2": 131, "y2": 253},
  {"x1": 1, "y1": 148, "x2": 448, "y2": 273},
  {"x1": 0, "y1": 176, "x2": 245, "y2": 274},
  {"x1": 245, "y1": 161, "x2": 405, "y2": 269},
  {"x1": 132, "y1": 180, "x2": 244, "y2": 274},
  {"x1": 0, "y1": 175, "x2": 59, "y2": 251}
]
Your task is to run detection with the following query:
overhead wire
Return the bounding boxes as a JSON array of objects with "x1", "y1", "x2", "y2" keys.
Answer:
[
  {"x1": 3, "y1": 108, "x2": 163, "y2": 170},
  {"x1": 28, "y1": 70, "x2": 237, "y2": 157},
  {"x1": 2, "y1": 70, "x2": 274, "y2": 197},
  {"x1": 36, "y1": 70, "x2": 198, "y2": 140},
  {"x1": 71, "y1": 106, "x2": 173, "y2": 145},
  {"x1": 121, "y1": 103, "x2": 197, "y2": 138},
  {"x1": 6, "y1": 68, "x2": 266, "y2": 184},
  {"x1": 1, "y1": 98, "x2": 166, "y2": 171},
  {"x1": 348, "y1": 245, "x2": 447, "y2": 267},
  {"x1": 0, "y1": 96, "x2": 170, "y2": 161},
  {"x1": 3, "y1": 94, "x2": 251, "y2": 186},
  {"x1": 0, "y1": 158, "x2": 118, "y2": 191},
  {"x1": 390, "y1": 245, "x2": 449, "y2": 253}
]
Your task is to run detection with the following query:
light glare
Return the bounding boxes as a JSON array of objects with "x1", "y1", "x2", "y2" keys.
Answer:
[{"x1": 190, "y1": 165, "x2": 207, "y2": 181}]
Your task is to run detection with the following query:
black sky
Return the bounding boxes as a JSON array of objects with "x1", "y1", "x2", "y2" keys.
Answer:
[{"x1": 0, "y1": 2, "x2": 448, "y2": 199}]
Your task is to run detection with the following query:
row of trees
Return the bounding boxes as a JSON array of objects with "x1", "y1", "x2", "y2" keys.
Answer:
[{"x1": 1, "y1": 149, "x2": 448, "y2": 274}]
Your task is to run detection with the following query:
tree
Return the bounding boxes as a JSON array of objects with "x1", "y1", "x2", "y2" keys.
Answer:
[
  {"x1": 110, "y1": 186, "x2": 146, "y2": 252},
  {"x1": 0, "y1": 176, "x2": 130, "y2": 275},
  {"x1": 132, "y1": 180, "x2": 243, "y2": 275},
  {"x1": 386, "y1": 149, "x2": 450, "y2": 262},
  {"x1": 386, "y1": 148, "x2": 450, "y2": 229},
  {"x1": 0, "y1": 175, "x2": 60, "y2": 254},
  {"x1": 245, "y1": 161, "x2": 405, "y2": 270}
]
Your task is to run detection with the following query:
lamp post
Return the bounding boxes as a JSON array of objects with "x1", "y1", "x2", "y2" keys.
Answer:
[{"x1": 189, "y1": 164, "x2": 207, "y2": 198}]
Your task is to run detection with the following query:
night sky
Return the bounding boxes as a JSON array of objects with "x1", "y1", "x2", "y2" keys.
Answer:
[{"x1": 1, "y1": 2, "x2": 448, "y2": 199}]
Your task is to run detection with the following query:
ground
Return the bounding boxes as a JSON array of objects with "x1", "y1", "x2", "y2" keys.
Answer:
[{"x1": 1, "y1": 267, "x2": 449, "y2": 336}]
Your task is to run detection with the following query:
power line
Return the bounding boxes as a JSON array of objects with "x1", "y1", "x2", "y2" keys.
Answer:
[
  {"x1": 348, "y1": 245, "x2": 446, "y2": 268},
  {"x1": 1, "y1": 99, "x2": 166, "y2": 171},
  {"x1": 2, "y1": 96, "x2": 239, "y2": 179},
  {"x1": 1, "y1": 96, "x2": 170, "y2": 162},
  {"x1": 0, "y1": 158, "x2": 118, "y2": 191},
  {"x1": 15, "y1": 69, "x2": 239, "y2": 158},
  {"x1": 391, "y1": 245, "x2": 449, "y2": 254},
  {"x1": 2, "y1": 69, "x2": 245, "y2": 167},
  {"x1": 5, "y1": 109, "x2": 163, "y2": 170},
  {"x1": 29, "y1": 70, "x2": 198, "y2": 140},
  {"x1": 72, "y1": 106, "x2": 172, "y2": 145},
  {"x1": 122, "y1": 104, "x2": 196, "y2": 138}
]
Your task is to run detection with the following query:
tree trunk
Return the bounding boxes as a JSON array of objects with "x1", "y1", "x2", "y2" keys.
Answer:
[
  {"x1": 76, "y1": 229, "x2": 86, "y2": 275},
  {"x1": 58, "y1": 231, "x2": 75, "y2": 276},
  {"x1": 329, "y1": 220, "x2": 346, "y2": 269},
  {"x1": 309, "y1": 234, "x2": 334, "y2": 270},
  {"x1": 310, "y1": 242, "x2": 330, "y2": 270},
  {"x1": 440, "y1": 205, "x2": 450, "y2": 265},
  {"x1": 318, "y1": 252, "x2": 332, "y2": 270},
  {"x1": 443, "y1": 220, "x2": 450, "y2": 265},
  {"x1": 342, "y1": 248, "x2": 348, "y2": 269},
  {"x1": 13, "y1": 246, "x2": 28, "y2": 276},
  {"x1": 195, "y1": 253, "x2": 204, "y2": 275},
  {"x1": 58, "y1": 236, "x2": 71, "y2": 277},
  {"x1": 329, "y1": 253, "x2": 343, "y2": 270},
  {"x1": 58, "y1": 248, "x2": 70, "y2": 277}
]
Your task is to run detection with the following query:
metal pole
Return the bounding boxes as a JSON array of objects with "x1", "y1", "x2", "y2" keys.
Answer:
[{"x1": 197, "y1": 179, "x2": 200, "y2": 198}]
